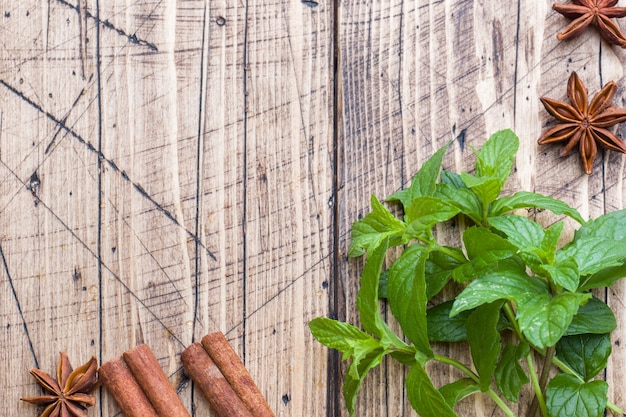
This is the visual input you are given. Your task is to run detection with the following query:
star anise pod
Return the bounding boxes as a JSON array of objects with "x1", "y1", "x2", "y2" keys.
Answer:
[
  {"x1": 553, "y1": 0, "x2": 626, "y2": 47},
  {"x1": 538, "y1": 72, "x2": 626, "y2": 174},
  {"x1": 21, "y1": 352, "x2": 100, "y2": 417}
]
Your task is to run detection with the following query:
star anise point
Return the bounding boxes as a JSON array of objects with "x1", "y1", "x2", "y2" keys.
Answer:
[
  {"x1": 21, "y1": 352, "x2": 99, "y2": 417},
  {"x1": 538, "y1": 72, "x2": 626, "y2": 174},
  {"x1": 553, "y1": 0, "x2": 626, "y2": 48}
]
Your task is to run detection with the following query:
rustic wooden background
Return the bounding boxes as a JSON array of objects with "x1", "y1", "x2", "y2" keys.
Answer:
[{"x1": 2, "y1": 0, "x2": 626, "y2": 416}]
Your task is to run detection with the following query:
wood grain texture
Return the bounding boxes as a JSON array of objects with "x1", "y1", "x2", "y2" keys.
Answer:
[
  {"x1": 337, "y1": 1, "x2": 626, "y2": 416},
  {"x1": 2, "y1": 0, "x2": 626, "y2": 416},
  {"x1": 1, "y1": 0, "x2": 332, "y2": 416}
]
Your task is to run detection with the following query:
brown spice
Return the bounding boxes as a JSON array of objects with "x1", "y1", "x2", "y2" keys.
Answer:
[
  {"x1": 201, "y1": 332, "x2": 275, "y2": 417},
  {"x1": 181, "y1": 342, "x2": 254, "y2": 417},
  {"x1": 553, "y1": 0, "x2": 626, "y2": 47},
  {"x1": 122, "y1": 344, "x2": 190, "y2": 417},
  {"x1": 99, "y1": 357, "x2": 159, "y2": 417},
  {"x1": 538, "y1": 71, "x2": 626, "y2": 174},
  {"x1": 21, "y1": 352, "x2": 99, "y2": 417}
]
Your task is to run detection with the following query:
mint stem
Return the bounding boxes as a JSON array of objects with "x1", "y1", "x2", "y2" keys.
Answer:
[
  {"x1": 528, "y1": 346, "x2": 555, "y2": 417},
  {"x1": 606, "y1": 400, "x2": 626, "y2": 416},
  {"x1": 488, "y1": 389, "x2": 517, "y2": 417},
  {"x1": 433, "y1": 244, "x2": 468, "y2": 264},
  {"x1": 433, "y1": 354, "x2": 479, "y2": 382},
  {"x1": 503, "y1": 302, "x2": 524, "y2": 342},
  {"x1": 526, "y1": 352, "x2": 548, "y2": 417},
  {"x1": 434, "y1": 355, "x2": 517, "y2": 417}
]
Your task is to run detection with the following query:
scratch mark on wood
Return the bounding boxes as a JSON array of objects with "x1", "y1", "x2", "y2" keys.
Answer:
[
  {"x1": 224, "y1": 251, "x2": 334, "y2": 337},
  {"x1": 0, "y1": 79, "x2": 216, "y2": 262},
  {"x1": 45, "y1": 0, "x2": 51, "y2": 52},
  {"x1": 192, "y1": 2, "x2": 210, "y2": 339},
  {"x1": 77, "y1": 0, "x2": 88, "y2": 79},
  {"x1": 2, "y1": 156, "x2": 191, "y2": 320},
  {"x1": 329, "y1": 0, "x2": 343, "y2": 413},
  {"x1": 54, "y1": 0, "x2": 158, "y2": 52},
  {"x1": 36, "y1": 200, "x2": 187, "y2": 346},
  {"x1": 122, "y1": 0, "x2": 163, "y2": 52},
  {"x1": 0, "y1": 244, "x2": 39, "y2": 368},
  {"x1": 512, "y1": 0, "x2": 522, "y2": 121},
  {"x1": 44, "y1": 87, "x2": 86, "y2": 154},
  {"x1": 241, "y1": 0, "x2": 251, "y2": 363},
  {"x1": 94, "y1": 0, "x2": 104, "y2": 380}
]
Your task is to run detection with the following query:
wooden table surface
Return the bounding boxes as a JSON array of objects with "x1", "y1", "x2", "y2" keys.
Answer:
[{"x1": 2, "y1": 0, "x2": 626, "y2": 416}]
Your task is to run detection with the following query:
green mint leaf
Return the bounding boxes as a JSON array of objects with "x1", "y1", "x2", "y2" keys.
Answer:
[
  {"x1": 427, "y1": 300, "x2": 509, "y2": 342},
  {"x1": 389, "y1": 349, "x2": 420, "y2": 366},
  {"x1": 495, "y1": 342, "x2": 530, "y2": 402},
  {"x1": 434, "y1": 183, "x2": 483, "y2": 224},
  {"x1": 451, "y1": 227, "x2": 516, "y2": 282},
  {"x1": 546, "y1": 374, "x2": 608, "y2": 417},
  {"x1": 463, "y1": 226, "x2": 517, "y2": 259},
  {"x1": 466, "y1": 302, "x2": 502, "y2": 391},
  {"x1": 425, "y1": 248, "x2": 466, "y2": 299},
  {"x1": 308, "y1": 318, "x2": 380, "y2": 361},
  {"x1": 556, "y1": 333, "x2": 612, "y2": 381},
  {"x1": 460, "y1": 173, "x2": 502, "y2": 208},
  {"x1": 565, "y1": 296, "x2": 617, "y2": 336},
  {"x1": 541, "y1": 221, "x2": 565, "y2": 263},
  {"x1": 541, "y1": 257, "x2": 579, "y2": 292},
  {"x1": 439, "y1": 378, "x2": 480, "y2": 408},
  {"x1": 488, "y1": 215, "x2": 547, "y2": 272},
  {"x1": 343, "y1": 347, "x2": 386, "y2": 416},
  {"x1": 499, "y1": 255, "x2": 530, "y2": 274},
  {"x1": 578, "y1": 263, "x2": 626, "y2": 291},
  {"x1": 387, "y1": 143, "x2": 450, "y2": 208},
  {"x1": 406, "y1": 362, "x2": 457, "y2": 417},
  {"x1": 349, "y1": 195, "x2": 406, "y2": 257},
  {"x1": 309, "y1": 319, "x2": 390, "y2": 416},
  {"x1": 356, "y1": 238, "x2": 388, "y2": 340},
  {"x1": 377, "y1": 270, "x2": 388, "y2": 299},
  {"x1": 404, "y1": 196, "x2": 461, "y2": 242},
  {"x1": 451, "y1": 270, "x2": 549, "y2": 316},
  {"x1": 452, "y1": 250, "x2": 515, "y2": 283},
  {"x1": 475, "y1": 129, "x2": 519, "y2": 183},
  {"x1": 488, "y1": 215, "x2": 545, "y2": 251},
  {"x1": 440, "y1": 170, "x2": 466, "y2": 189},
  {"x1": 490, "y1": 192, "x2": 584, "y2": 223},
  {"x1": 575, "y1": 208, "x2": 626, "y2": 241},
  {"x1": 517, "y1": 292, "x2": 591, "y2": 349},
  {"x1": 557, "y1": 236, "x2": 626, "y2": 277},
  {"x1": 427, "y1": 301, "x2": 471, "y2": 342},
  {"x1": 388, "y1": 244, "x2": 433, "y2": 357}
]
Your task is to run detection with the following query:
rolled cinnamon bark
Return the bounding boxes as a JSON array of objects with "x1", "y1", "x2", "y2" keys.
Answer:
[
  {"x1": 99, "y1": 357, "x2": 159, "y2": 417},
  {"x1": 182, "y1": 342, "x2": 254, "y2": 417},
  {"x1": 122, "y1": 344, "x2": 190, "y2": 417},
  {"x1": 201, "y1": 332, "x2": 275, "y2": 417}
]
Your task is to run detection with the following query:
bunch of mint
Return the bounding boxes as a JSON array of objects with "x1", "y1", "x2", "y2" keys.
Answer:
[{"x1": 310, "y1": 129, "x2": 626, "y2": 417}]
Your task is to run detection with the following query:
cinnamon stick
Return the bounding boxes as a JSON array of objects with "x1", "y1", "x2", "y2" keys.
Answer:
[
  {"x1": 122, "y1": 344, "x2": 190, "y2": 417},
  {"x1": 181, "y1": 342, "x2": 254, "y2": 417},
  {"x1": 201, "y1": 332, "x2": 275, "y2": 417},
  {"x1": 99, "y1": 357, "x2": 159, "y2": 417}
]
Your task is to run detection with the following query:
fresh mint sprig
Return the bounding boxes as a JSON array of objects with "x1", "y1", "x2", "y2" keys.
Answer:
[{"x1": 309, "y1": 129, "x2": 626, "y2": 417}]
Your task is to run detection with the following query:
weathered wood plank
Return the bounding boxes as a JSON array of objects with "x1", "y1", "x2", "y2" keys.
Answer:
[
  {"x1": 0, "y1": 1, "x2": 103, "y2": 415},
  {"x1": 2, "y1": 0, "x2": 334, "y2": 416},
  {"x1": 337, "y1": 1, "x2": 626, "y2": 416},
  {"x1": 240, "y1": 1, "x2": 333, "y2": 415},
  {"x1": 95, "y1": 0, "x2": 200, "y2": 414},
  {"x1": 4, "y1": 0, "x2": 626, "y2": 416}
]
